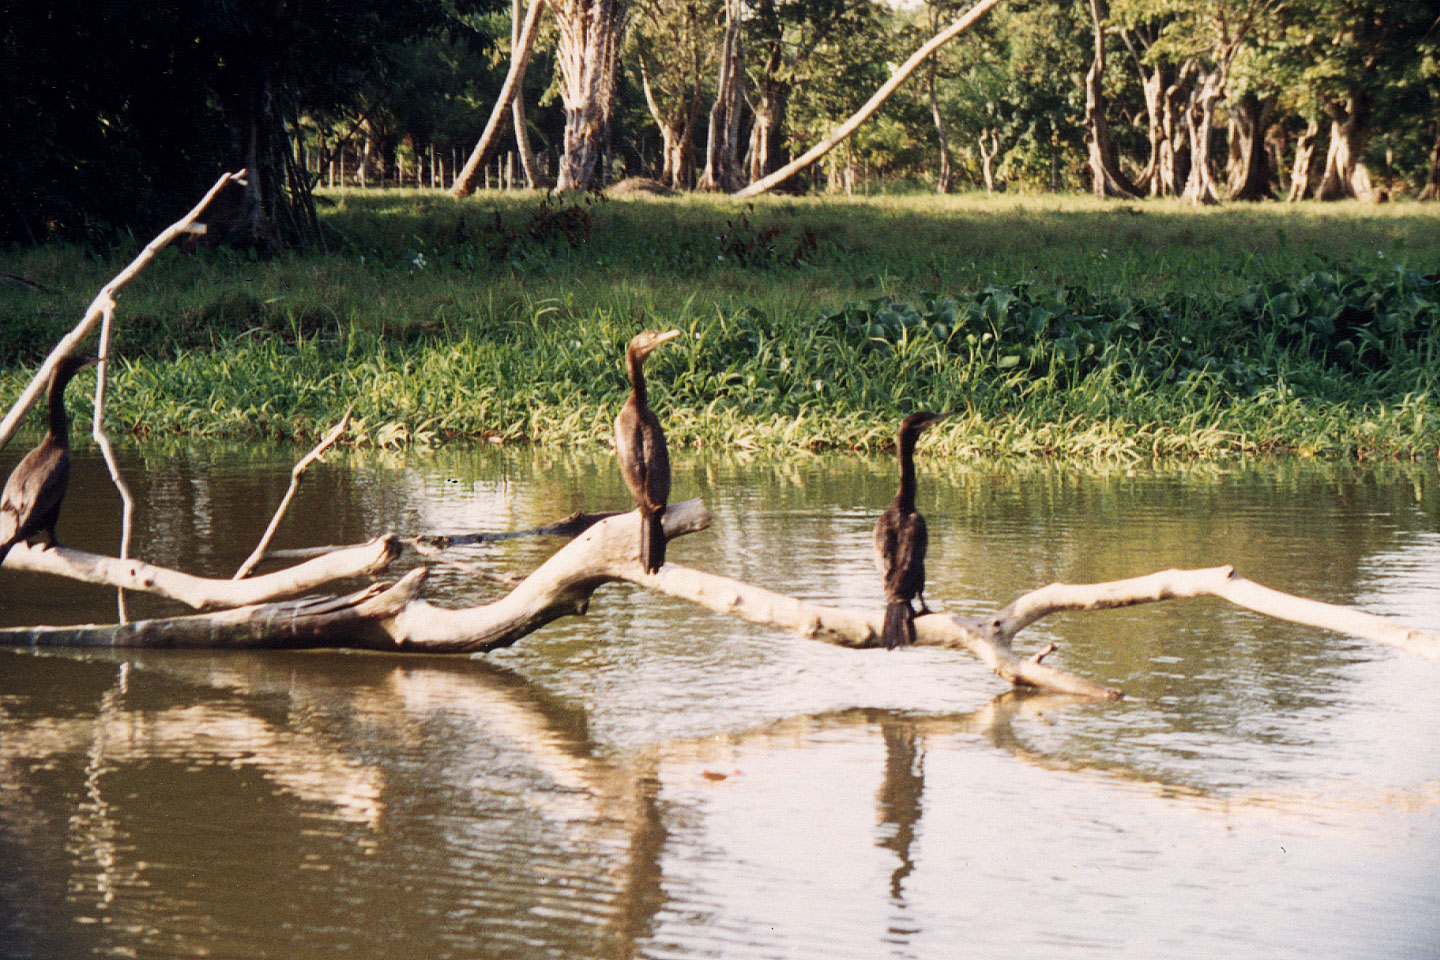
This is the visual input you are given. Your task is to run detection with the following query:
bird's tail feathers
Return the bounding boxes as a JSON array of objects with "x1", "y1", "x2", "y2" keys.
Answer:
[
  {"x1": 640, "y1": 508, "x2": 667, "y2": 574},
  {"x1": 882, "y1": 600, "x2": 916, "y2": 649}
]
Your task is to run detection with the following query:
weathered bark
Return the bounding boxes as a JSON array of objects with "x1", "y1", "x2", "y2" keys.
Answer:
[
  {"x1": 0, "y1": 572, "x2": 424, "y2": 650},
  {"x1": 1316, "y1": 93, "x2": 1374, "y2": 201},
  {"x1": 1226, "y1": 91, "x2": 1275, "y2": 201},
  {"x1": 1286, "y1": 118, "x2": 1320, "y2": 201},
  {"x1": 698, "y1": 0, "x2": 743, "y2": 192},
  {"x1": 979, "y1": 128, "x2": 1000, "y2": 193},
  {"x1": 450, "y1": 0, "x2": 547, "y2": 197},
  {"x1": 1181, "y1": 64, "x2": 1226, "y2": 204},
  {"x1": 3, "y1": 536, "x2": 402, "y2": 611},
  {"x1": 553, "y1": 0, "x2": 630, "y2": 193},
  {"x1": 1083, "y1": 0, "x2": 1141, "y2": 200},
  {"x1": 734, "y1": 0, "x2": 1004, "y2": 200}
]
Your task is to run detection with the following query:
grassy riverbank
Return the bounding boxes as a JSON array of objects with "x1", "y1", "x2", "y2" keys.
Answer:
[{"x1": 3, "y1": 190, "x2": 1440, "y2": 459}]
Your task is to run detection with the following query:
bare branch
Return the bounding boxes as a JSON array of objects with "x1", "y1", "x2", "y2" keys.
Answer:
[
  {"x1": 0, "y1": 170, "x2": 246, "y2": 454},
  {"x1": 3, "y1": 536, "x2": 401, "y2": 611},
  {"x1": 90, "y1": 301, "x2": 135, "y2": 622},
  {"x1": 233, "y1": 406, "x2": 354, "y2": 580}
]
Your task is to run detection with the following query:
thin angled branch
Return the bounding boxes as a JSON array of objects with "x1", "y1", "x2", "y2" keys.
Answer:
[
  {"x1": 734, "y1": 0, "x2": 1004, "y2": 199},
  {"x1": 0, "y1": 170, "x2": 246, "y2": 454},
  {"x1": 233, "y1": 406, "x2": 353, "y2": 580},
  {"x1": 90, "y1": 301, "x2": 137, "y2": 623}
]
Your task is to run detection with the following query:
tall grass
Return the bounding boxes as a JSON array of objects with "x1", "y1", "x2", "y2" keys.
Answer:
[{"x1": 2, "y1": 190, "x2": 1438, "y2": 459}]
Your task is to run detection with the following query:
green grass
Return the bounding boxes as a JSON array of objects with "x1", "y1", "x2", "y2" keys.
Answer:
[{"x1": 3, "y1": 189, "x2": 1439, "y2": 460}]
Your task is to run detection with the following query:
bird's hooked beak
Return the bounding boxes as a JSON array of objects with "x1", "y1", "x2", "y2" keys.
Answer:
[{"x1": 652, "y1": 329, "x2": 682, "y2": 348}]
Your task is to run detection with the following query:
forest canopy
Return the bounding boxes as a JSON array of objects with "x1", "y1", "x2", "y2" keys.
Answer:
[{"x1": 4, "y1": 0, "x2": 1437, "y2": 244}]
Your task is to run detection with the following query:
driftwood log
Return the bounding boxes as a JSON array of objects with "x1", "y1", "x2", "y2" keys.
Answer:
[{"x1": 5, "y1": 498, "x2": 1439, "y2": 700}]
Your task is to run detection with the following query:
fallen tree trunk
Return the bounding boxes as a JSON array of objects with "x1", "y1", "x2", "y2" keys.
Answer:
[
  {"x1": 2, "y1": 536, "x2": 401, "y2": 610},
  {"x1": 7, "y1": 499, "x2": 1437, "y2": 700}
]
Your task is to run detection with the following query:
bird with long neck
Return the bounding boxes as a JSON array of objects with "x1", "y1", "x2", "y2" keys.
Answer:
[
  {"x1": 0, "y1": 352, "x2": 99, "y2": 566},
  {"x1": 873, "y1": 411, "x2": 952, "y2": 649},
  {"x1": 614, "y1": 329, "x2": 681, "y2": 574}
]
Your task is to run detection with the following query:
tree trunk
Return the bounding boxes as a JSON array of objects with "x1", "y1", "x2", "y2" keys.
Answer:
[
  {"x1": 450, "y1": 0, "x2": 547, "y2": 197},
  {"x1": 698, "y1": 0, "x2": 743, "y2": 192},
  {"x1": 511, "y1": 0, "x2": 550, "y2": 189},
  {"x1": 1266, "y1": 123, "x2": 1289, "y2": 196},
  {"x1": 734, "y1": 0, "x2": 1004, "y2": 200},
  {"x1": 1286, "y1": 119, "x2": 1320, "y2": 201},
  {"x1": 1134, "y1": 61, "x2": 1164, "y2": 195},
  {"x1": 1316, "y1": 94, "x2": 1374, "y2": 201},
  {"x1": 979, "y1": 128, "x2": 999, "y2": 194},
  {"x1": 1226, "y1": 90, "x2": 1275, "y2": 201},
  {"x1": 553, "y1": 0, "x2": 629, "y2": 193},
  {"x1": 1181, "y1": 65, "x2": 1225, "y2": 205},
  {"x1": 927, "y1": 47, "x2": 952, "y2": 193},
  {"x1": 1420, "y1": 119, "x2": 1440, "y2": 201},
  {"x1": 1157, "y1": 63, "x2": 1194, "y2": 196},
  {"x1": 1083, "y1": 0, "x2": 1141, "y2": 200},
  {"x1": 639, "y1": 60, "x2": 697, "y2": 189}
]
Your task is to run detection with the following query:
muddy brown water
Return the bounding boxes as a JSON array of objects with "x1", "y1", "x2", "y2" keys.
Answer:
[{"x1": 1, "y1": 446, "x2": 1438, "y2": 959}]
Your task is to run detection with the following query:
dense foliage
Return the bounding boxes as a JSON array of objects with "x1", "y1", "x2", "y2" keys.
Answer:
[{"x1": 3, "y1": 192, "x2": 1439, "y2": 459}]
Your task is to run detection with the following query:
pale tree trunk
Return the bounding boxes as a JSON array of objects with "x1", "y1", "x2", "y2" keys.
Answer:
[
  {"x1": 1266, "y1": 123, "x2": 1289, "y2": 196},
  {"x1": 1226, "y1": 90, "x2": 1274, "y2": 201},
  {"x1": 1420, "y1": 119, "x2": 1440, "y2": 201},
  {"x1": 639, "y1": 60, "x2": 697, "y2": 189},
  {"x1": 1134, "y1": 61, "x2": 1164, "y2": 195},
  {"x1": 1287, "y1": 119, "x2": 1320, "y2": 201},
  {"x1": 979, "y1": 128, "x2": 1000, "y2": 193},
  {"x1": 554, "y1": 0, "x2": 630, "y2": 193},
  {"x1": 1181, "y1": 63, "x2": 1226, "y2": 205},
  {"x1": 1084, "y1": 0, "x2": 1141, "y2": 200},
  {"x1": 1316, "y1": 93, "x2": 1374, "y2": 201},
  {"x1": 1157, "y1": 63, "x2": 1194, "y2": 196},
  {"x1": 698, "y1": 0, "x2": 743, "y2": 192},
  {"x1": 734, "y1": 0, "x2": 1004, "y2": 200},
  {"x1": 925, "y1": 1, "x2": 952, "y2": 194},
  {"x1": 451, "y1": 0, "x2": 547, "y2": 197},
  {"x1": 511, "y1": 0, "x2": 549, "y2": 189},
  {"x1": 927, "y1": 45, "x2": 953, "y2": 193}
]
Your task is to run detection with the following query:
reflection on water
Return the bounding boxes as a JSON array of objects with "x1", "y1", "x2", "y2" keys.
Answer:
[{"x1": 2, "y1": 447, "x2": 1439, "y2": 959}]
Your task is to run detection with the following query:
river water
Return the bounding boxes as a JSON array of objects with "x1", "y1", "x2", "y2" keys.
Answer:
[{"x1": 1, "y1": 446, "x2": 1438, "y2": 959}]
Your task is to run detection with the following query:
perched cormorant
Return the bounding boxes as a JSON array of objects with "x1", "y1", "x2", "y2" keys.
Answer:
[
  {"x1": 0, "y1": 352, "x2": 98, "y2": 566},
  {"x1": 873, "y1": 411, "x2": 952, "y2": 649},
  {"x1": 614, "y1": 329, "x2": 680, "y2": 574}
]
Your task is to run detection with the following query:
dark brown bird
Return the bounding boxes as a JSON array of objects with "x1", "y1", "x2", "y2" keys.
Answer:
[
  {"x1": 615, "y1": 329, "x2": 681, "y2": 574},
  {"x1": 0, "y1": 353, "x2": 99, "y2": 566},
  {"x1": 873, "y1": 411, "x2": 952, "y2": 649}
]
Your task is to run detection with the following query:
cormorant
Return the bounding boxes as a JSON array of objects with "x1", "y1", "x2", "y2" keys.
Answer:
[
  {"x1": 0, "y1": 352, "x2": 98, "y2": 566},
  {"x1": 873, "y1": 411, "x2": 952, "y2": 649},
  {"x1": 614, "y1": 329, "x2": 680, "y2": 574}
]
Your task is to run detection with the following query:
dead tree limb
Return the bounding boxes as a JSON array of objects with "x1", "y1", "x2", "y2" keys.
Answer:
[
  {"x1": 233, "y1": 406, "x2": 353, "y2": 580},
  {"x1": 0, "y1": 570, "x2": 424, "y2": 650},
  {"x1": 2, "y1": 536, "x2": 401, "y2": 611},
  {"x1": 5, "y1": 500, "x2": 1436, "y2": 700},
  {"x1": 0, "y1": 171, "x2": 245, "y2": 454},
  {"x1": 90, "y1": 300, "x2": 136, "y2": 622}
]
